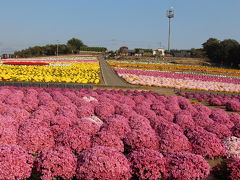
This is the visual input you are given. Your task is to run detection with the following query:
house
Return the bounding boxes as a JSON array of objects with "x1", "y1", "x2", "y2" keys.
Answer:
[
  {"x1": 153, "y1": 48, "x2": 165, "y2": 56},
  {"x1": 118, "y1": 46, "x2": 144, "y2": 56}
]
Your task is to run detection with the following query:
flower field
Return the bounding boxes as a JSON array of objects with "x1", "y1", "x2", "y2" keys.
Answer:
[
  {"x1": 0, "y1": 86, "x2": 239, "y2": 179},
  {"x1": 108, "y1": 61, "x2": 240, "y2": 93},
  {"x1": 177, "y1": 91, "x2": 240, "y2": 112},
  {"x1": 0, "y1": 57, "x2": 100, "y2": 84}
]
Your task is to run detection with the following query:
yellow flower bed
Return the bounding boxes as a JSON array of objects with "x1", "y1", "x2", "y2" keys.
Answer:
[
  {"x1": 108, "y1": 62, "x2": 240, "y2": 76},
  {"x1": 0, "y1": 62, "x2": 100, "y2": 84}
]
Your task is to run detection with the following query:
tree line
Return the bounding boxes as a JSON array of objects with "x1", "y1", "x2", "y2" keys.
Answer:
[
  {"x1": 14, "y1": 38, "x2": 107, "y2": 58},
  {"x1": 202, "y1": 38, "x2": 240, "y2": 67}
]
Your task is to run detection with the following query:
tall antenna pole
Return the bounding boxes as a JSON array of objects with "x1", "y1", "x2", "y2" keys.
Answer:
[
  {"x1": 167, "y1": 7, "x2": 174, "y2": 52},
  {"x1": 168, "y1": 17, "x2": 171, "y2": 51}
]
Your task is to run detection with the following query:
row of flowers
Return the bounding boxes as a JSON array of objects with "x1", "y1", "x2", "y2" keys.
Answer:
[
  {"x1": 0, "y1": 62, "x2": 100, "y2": 83},
  {"x1": 177, "y1": 91, "x2": 240, "y2": 111},
  {"x1": 114, "y1": 68, "x2": 240, "y2": 93},
  {"x1": 0, "y1": 86, "x2": 239, "y2": 179},
  {"x1": 108, "y1": 61, "x2": 240, "y2": 76},
  {"x1": 2, "y1": 56, "x2": 98, "y2": 62}
]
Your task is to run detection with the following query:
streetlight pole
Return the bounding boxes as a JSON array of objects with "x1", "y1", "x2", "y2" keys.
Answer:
[
  {"x1": 166, "y1": 7, "x2": 174, "y2": 52},
  {"x1": 56, "y1": 40, "x2": 59, "y2": 56}
]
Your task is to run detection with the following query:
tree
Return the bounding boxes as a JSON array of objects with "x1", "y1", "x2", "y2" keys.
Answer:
[
  {"x1": 190, "y1": 48, "x2": 206, "y2": 58},
  {"x1": 202, "y1": 38, "x2": 221, "y2": 63},
  {"x1": 203, "y1": 38, "x2": 240, "y2": 67},
  {"x1": 228, "y1": 45, "x2": 240, "y2": 67},
  {"x1": 67, "y1": 38, "x2": 86, "y2": 53},
  {"x1": 219, "y1": 39, "x2": 239, "y2": 65}
]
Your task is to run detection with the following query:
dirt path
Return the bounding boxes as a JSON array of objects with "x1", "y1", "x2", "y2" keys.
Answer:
[
  {"x1": 97, "y1": 56, "x2": 177, "y2": 95},
  {"x1": 99, "y1": 56, "x2": 135, "y2": 87}
]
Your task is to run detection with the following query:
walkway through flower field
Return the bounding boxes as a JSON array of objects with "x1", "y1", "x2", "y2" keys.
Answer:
[{"x1": 98, "y1": 56, "x2": 134, "y2": 87}]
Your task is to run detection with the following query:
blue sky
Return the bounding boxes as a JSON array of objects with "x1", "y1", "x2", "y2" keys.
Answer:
[{"x1": 0, "y1": 0, "x2": 239, "y2": 53}]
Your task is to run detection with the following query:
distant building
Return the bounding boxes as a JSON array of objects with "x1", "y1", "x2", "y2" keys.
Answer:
[
  {"x1": 135, "y1": 49, "x2": 144, "y2": 56},
  {"x1": 118, "y1": 46, "x2": 144, "y2": 56},
  {"x1": 1, "y1": 54, "x2": 13, "y2": 59},
  {"x1": 153, "y1": 48, "x2": 165, "y2": 56},
  {"x1": 119, "y1": 46, "x2": 128, "y2": 53}
]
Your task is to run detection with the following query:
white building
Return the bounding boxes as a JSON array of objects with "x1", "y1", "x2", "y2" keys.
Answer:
[{"x1": 153, "y1": 48, "x2": 165, "y2": 56}]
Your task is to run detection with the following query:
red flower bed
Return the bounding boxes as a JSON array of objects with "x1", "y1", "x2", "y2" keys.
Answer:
[{"x1": 3, "y1": 61, "x2": 49, "y2": 66}]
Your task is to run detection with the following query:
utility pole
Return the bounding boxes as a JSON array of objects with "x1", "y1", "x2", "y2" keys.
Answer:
[
  {"x1": 166, "y1": 7, "x2": 174, "y2": 52},
  {"x1": 56, "y1": 40, "x2": 59, "y2": 56}
]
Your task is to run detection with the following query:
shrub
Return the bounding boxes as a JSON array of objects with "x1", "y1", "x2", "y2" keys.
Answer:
[
  {"x1": 31, "y1": 106, "x2": 55, "y2": 121},
  {"x1": 76, "y1": 146, "x2": 132, "y2": 180},
  {"x1": 4, "y1": 90, "x2": 24, "y2": 106},
  {"x1": 73, "y1": 117, "x2": 102, "y2": 135},
  {"x1": 205, "y1": 122, "x2": 232, "y2": 139},
  {"x1": 229, "y1": 113, "x2": 240, "y2": 125},
  {"x1": 185, "y1": 126, "x2": 226, "y2": 159},
  {"x1": 0, "y1": 88, "x2": 12, "y2": 102},
  {"x1": 115, "y1": 104, "x2": 133, "y2": 118},
  {"x1": 223, "y1": 136, "x2": 240, "y2": 158},
  {"x1": 192, "y1": 112, "x2": 214, "y2": 128},
  {"x1": 76, "y1": 104, "x2": 95, "y2": 118},
  {"x1": 157, "y1": 121, "x2": 192, "y2": 154},
  {"x1": 134, "y1": 107, "x2": 157, "y2": 120},
  {"x1": 36, "y1": 146, "x2": 77, "y2": 180},
  {"x1": 148, "y1": 116, "x2": 167, "y2": 130},
  {"x1": 92, "y1": 130, "x2": 124, "y2": 152},
  {"x1": 50, "y1": 115, "x2": 73, "y2": 138},
  {"x1": 124, "y1": 128, "x2": 160, "y2": 152},
  {"x1": 154, "y1": 108, "x2": 174, "y2": 122},
  {"x1": 18, "y1": 124, "x2": 55, "y2": 154},
  {"x1": 95, "y1": 102, "x2": 115, "y2": 120},
  {"x1": 4, "y1": 107, "x2": 30, "y2": 123},
  {"x1": 226, "y1": 100, "x2": 240, "y2": 112},
  {"x1": 37, "y1": 91, "x2": 53, "y2": 105},
  {"x1": 177, "y1": 96, "x2": 198, "y2": 116},
  {"x1": 166, "y1": 152, "x2": 210, "y2": 180},
  {"x1": 231, "y1": 123, "x2": 240, "y2": 138},
  {"x1": 56, "y1": 104, "x2": 78, "y2": 119},
  {"x1": 55, "y1": 126, "x2": 91, "y2": 154},
  {"x1": 128, "y1": 148, "x2": 168, "y2": 179},
  {"x1": 194, "y1": 104, "x2": 212, "y2": 115},
  {"x1": 174, "y1": 112, "x2": 195, "y2": 130},
  {"x1": 0, "y1": 144, "x2": 33, "y2": 180},
  {"x1": 210, "y1": 109, "x2": 234, "y2": 128},
  {"x1": 101, "y1": 115, "x2": 131, "y2": 139},
  {"x1": 128, "y1": 114, "x2": 152, "y2": 131},
  {"x1": 209, "y1": 97, "x2": 223, "y2": 106}
]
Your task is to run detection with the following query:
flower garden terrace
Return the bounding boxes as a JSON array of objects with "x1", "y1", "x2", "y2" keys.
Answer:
[
  {"x1": 108, "y1": 60, "x2": 240, "y2": 94},
  {"x1": 0, "y1": 56, "x2": 100, "y2": 84},
  {"x1": 0, "y1": 56, "x2": 239, "y2": 179},
  {"x1": 0, "y1": 86, "x2": 239, "y2": 180}
]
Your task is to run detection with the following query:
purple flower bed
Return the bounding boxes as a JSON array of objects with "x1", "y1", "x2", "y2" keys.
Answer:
[
  {"x1": 177, "y1": 91, "x2": 240, "y2": 112},
  {"x1": 0, "y1": 86, "x2": 236, "y2": 179}
]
